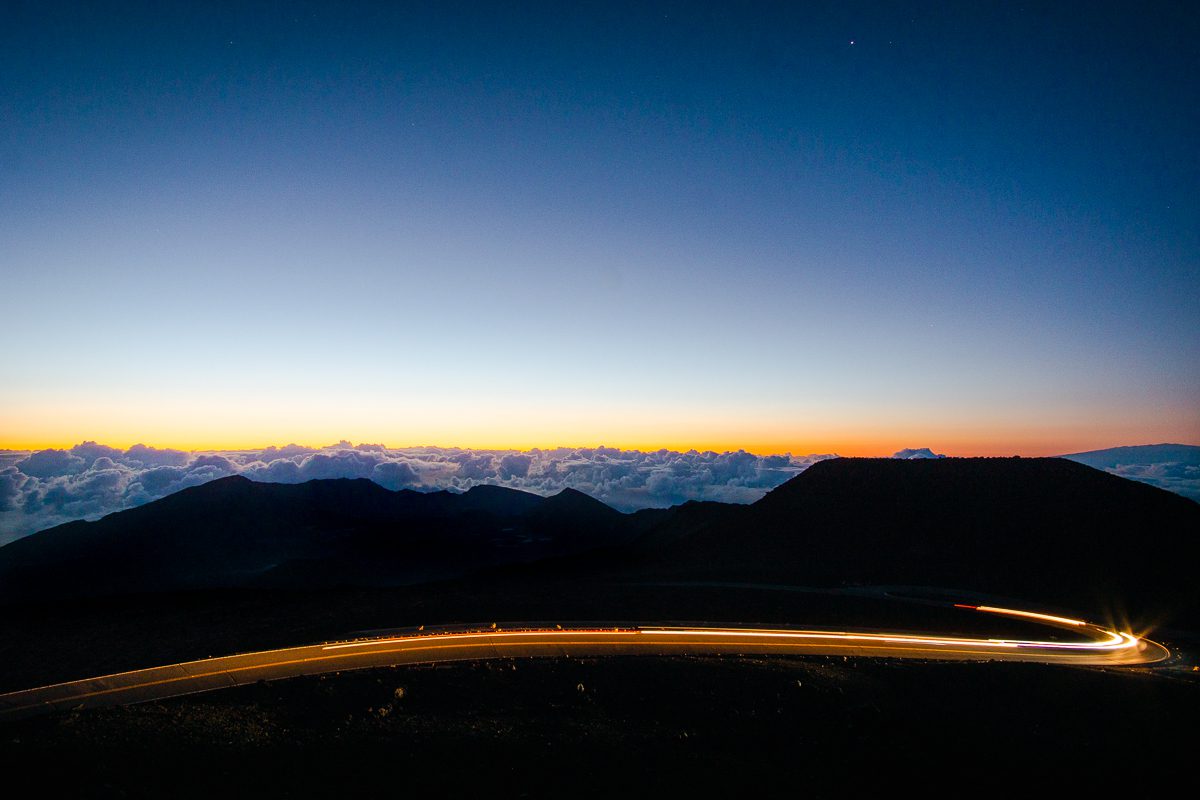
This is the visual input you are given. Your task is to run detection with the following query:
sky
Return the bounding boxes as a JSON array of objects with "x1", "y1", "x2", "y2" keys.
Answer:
[{"x1": 2, "y1": 1, "x2": 1197, "y2": 457}]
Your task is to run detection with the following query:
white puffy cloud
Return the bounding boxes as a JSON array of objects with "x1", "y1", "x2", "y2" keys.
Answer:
[
  {"x1": 69, "y1": 441, "x2": 125, "y2": 464},
  {"x1": 15, "y1": 448, "x2": 87, "y2": 478},
  {"x1": 371, "y1": 460, "x2": 420, "y2": 490},
  {"x1": 453, "y1": 452, "x2": 497, "y2": 480},
  {"x1": 498, "y1": 453, "x2": 533, "y2": 480},
  {"x1": 0, "y1": 441, "x2": 839, "y2": 544},
  {"x1": 123, "y1": 444, "x2": 191, "y2": 468},
  {"x1": 0, "y1": 467, "x2": 31, "y2": 512},
  {"x1": 255, "y1": 443, "x2": 318, "y2": 462}
]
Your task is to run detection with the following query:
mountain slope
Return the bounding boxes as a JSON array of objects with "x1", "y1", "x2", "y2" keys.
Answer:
[
  {"x1": 2, "y1": 461, "x2": 1196, "y2": 627},
  {"x1": 0, "y1": 477, "x2": 631, "y2": 599},
  {"x1": 1060, "y1": 443, "x2": 1200, "y2": 502},
  {"x1": 630, "y1": 458, "x2": 1200, "y2": 624}
]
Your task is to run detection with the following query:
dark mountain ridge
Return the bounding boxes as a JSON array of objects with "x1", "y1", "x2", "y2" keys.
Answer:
[
  {"x1": 631, "y1": 457, "x2": 1200, "y2": 624},
  {"x1": 0, "y1": 477, "x2": 630, "y2": 599},
  {"x1": 1, "y1": 459, "x2": 1197, "y2": 625}
]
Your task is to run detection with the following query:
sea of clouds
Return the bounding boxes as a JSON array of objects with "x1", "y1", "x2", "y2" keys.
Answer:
[
  {"x1": 1095, "y1": 461, "x2": 1200, "y2": 503},
  {"x1": 0, "y1": 442, "x2": 838, "y2": 544},
  {"x1": 6, "y1": 441, "x2": 1193, "y2": 546}
]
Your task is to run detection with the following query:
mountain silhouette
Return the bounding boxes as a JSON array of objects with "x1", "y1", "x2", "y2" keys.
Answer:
[
  {"x1": 630, "y1": 457, "x2": 1200, "y2": 624},
  {"x1": 1, "y1": 459, "x2": 1197, "y2": 625},
  {"x1": 1060, "y1": 443, "x2": 1200, "y2": 468},
  {"x1": 0, "y1": 476, "x2": 631, "y2": 599}
]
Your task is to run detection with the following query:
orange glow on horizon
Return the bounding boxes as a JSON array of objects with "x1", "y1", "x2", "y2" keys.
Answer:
[
  {"x1": 0, "y1": 432, "x2": 1192, "y2": 458},
  {"x1": 4, "y1": 389, "x2": 1195, "y2": 457}
]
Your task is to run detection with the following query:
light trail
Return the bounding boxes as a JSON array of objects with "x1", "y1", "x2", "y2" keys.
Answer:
[
  {"x1": 0, "y1": 603, "x2": 1169, "y2": 722},
  {"x1": 956, "y1": 603, "x2": 1087, "y2": 627}
]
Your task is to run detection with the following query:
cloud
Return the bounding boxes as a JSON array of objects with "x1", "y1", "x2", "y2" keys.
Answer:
[
  {"x1": 371, "y1": 460, "x2": 420, "y2": 490},
  {"x1": 70, "y1": 441, "x2": 125, "y2": 464},
  {"x1": 0, "y1": 441, "x2": 839, "y2": 544},
  {"x1": 15, "y1": 449, "x2": 87, "y2": 478},
  {"x1": 0, "y1": 468, "x2": 31, "y2": 512},
  {"x1": 8, "y1": 439, "x2": 1192, "y2": 546},
  {"x1": 255, "y1": 443, "x2": 318, "y2": 461},
  {"x1": 291, "y1": 451, "x2": 381, "y2": 481},
  {"x1": 123, "y1": 444, "x2": 191, "y2": 468},
  {"x1": 1104, "y1": 462, "x2": 1200, "y2": 503},
  {"x1": 498, "y1": 453, "x2": 533, "y2": 479},
  {"x1": 1060, "y1": 445, "x2": 1200, "y2": 503},
  {"x1": 453, "y1": 453, "x2": 497, "y2": 480},
  {"x1": 129, "y1": 466, "x2": 190, "y2": 497}
]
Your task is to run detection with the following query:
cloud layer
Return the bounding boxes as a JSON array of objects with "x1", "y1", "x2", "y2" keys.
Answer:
[
  {"x1": 1092, "y1": 461, "x2": 1200, "y2": 503},
  {"x1": 0, "y1": 442, "x2": 837, "y2": 544},
  {"x1": 6, "y1": 441, "x2": 1193, "y2": 545}
]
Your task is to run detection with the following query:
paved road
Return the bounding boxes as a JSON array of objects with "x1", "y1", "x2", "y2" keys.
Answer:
[{"x1": 0, "y1": 603, "x2": 1169, "y2": 721}]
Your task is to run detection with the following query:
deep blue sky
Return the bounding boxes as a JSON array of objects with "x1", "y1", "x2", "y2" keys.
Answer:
[{"x1": 3, "y1": 2, "x2": 1197, "y2": 454}]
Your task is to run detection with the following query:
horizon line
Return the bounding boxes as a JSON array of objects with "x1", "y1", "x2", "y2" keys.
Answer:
[{"x1": 2, "y1": 438, "x2": 1195, "y2": 460}]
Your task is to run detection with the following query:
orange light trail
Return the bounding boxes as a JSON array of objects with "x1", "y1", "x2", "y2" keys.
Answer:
[
  {"x1": 0, "y1": 603, "x2": 1167, "y2": 722},
  {"x1": 318, "y1": 605, "x2": 1140, "y2": 655},
  {"x1": 960, "y1": 604, "x2": 1088, "y2": 627}
]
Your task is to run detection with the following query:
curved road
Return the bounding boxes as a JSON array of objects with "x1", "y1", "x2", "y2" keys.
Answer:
[{"x1": 0, "y1": 603, "x2": 1169, "y2": 722}]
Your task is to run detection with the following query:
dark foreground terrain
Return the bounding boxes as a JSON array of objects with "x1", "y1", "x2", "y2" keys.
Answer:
[{"x1": 3, "y1": 655, "x2": 1197, "y2": 797}]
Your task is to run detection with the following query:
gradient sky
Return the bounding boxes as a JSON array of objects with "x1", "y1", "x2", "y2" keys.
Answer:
[{"x1": 2, "y1": 2, "x2": 1197, "y2": 456}]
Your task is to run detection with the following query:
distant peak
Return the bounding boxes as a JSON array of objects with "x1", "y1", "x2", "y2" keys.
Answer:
[
  {"x1": 196, "y1": 474, "x2": 253, "y2": 488},
  {"x1": 544, "y1": 486, "x2": 619, "y2": 515},
  {"x1": 892, "y1": 447, "x2": 946, "y2": 459}
]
